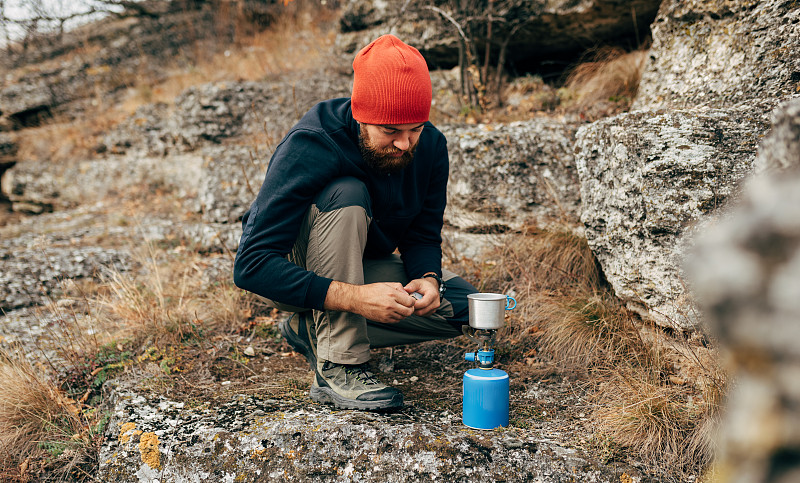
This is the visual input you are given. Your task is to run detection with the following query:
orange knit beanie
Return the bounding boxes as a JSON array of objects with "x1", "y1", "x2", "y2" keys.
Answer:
[{"x1": 351, "y1": 35, "x2": 432, "y2": 125}]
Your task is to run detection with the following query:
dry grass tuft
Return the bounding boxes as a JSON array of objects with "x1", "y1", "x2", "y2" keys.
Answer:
[
  {"x1": 92, "y1": 241, "x2": 250, "y2": 348},
  {"x1": 0, "y1": 352, "x2": 91, "y2": 481},
  {"x1": 561, "y1": 46, "x2": 648, "y2": 109},
  {"x1": 535, "y1": 294, "x2": 656, "y2": 370},
  {"x1": 594, "y1": 368, "x2": 721, "y2": 470},
  {"x1": 473, "y1": 226, "x2": 602, "y2": 296}
]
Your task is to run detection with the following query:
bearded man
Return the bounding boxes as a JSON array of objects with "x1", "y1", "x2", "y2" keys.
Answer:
[{"x1": 233, "y1": 35, "x2": 478, "y2": 411}]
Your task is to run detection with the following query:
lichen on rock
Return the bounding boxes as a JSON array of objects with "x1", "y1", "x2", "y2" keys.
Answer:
[
  {"x1": 575, "y1": 105, "x2": 770, "y2": 329},
  {"x1": 138, "y1": 431, "x2": 161, "y2": 470}
]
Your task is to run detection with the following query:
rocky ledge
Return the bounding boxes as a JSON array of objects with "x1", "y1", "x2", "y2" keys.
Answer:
[{"x1": 98, "y1": 379, "x2": 643, "y2": 483}]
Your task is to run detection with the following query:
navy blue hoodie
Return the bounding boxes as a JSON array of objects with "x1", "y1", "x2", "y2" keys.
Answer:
[{"x1": 233, "y1": 98, "x2": 449, "y2": 310}]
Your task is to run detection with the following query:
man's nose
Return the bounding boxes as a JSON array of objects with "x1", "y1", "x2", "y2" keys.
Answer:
[{"x1": 393, "y1": 136, "x2": 410, "y2": 151}]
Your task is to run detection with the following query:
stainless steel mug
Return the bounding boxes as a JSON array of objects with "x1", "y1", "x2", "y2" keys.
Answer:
[{"x1": 467, "y1": 293, "x2": 517, "y2": 329}]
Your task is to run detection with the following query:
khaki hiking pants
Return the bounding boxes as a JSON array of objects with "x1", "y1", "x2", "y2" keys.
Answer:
[{"x1": 265, "y1": 176, "x2": 477, "y2": 365}]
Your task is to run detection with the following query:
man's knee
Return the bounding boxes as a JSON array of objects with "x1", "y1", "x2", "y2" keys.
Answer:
[{"x1": 314, "y1": 177, "x2": 372, "y2": 217}]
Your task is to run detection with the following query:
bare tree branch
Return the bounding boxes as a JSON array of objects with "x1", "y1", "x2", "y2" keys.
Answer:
[{"x1": 422, "y1": 5, "x2": 470, "y2": 47}]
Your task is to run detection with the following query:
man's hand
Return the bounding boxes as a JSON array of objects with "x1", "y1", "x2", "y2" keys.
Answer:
[
  {"x1": 325, "y1": 281, "x2": 416, "y2": 323},
  {"x1": 403, "y1": 277, "x2": 441, "y2": 317}
]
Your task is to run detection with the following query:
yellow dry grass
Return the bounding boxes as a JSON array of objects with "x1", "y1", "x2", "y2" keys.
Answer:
[
  {"x1": 562, "y1": 46, "x2": 648, "y2": 108},
  {"x1": 14, "y1": 110, "x2": 126, "y2": 165},
  {"x1": 92, "y1": 240, "x2": 250, "y2": 348},
  {"x1": 593, "y1": 367, "x2": 722, "y2": 470},
  {"x1": 0, "y1": 352, "x2": 89, "y2": 480},
  {"x1": 534, "y1": 293, "x2": 657, "y2": 369},
  {"x1": 119, "y1": 4, "x2": 338, "y2": 113},
  {"x1": 470, "y1": 226, "x2": 601, "y2": 296}
]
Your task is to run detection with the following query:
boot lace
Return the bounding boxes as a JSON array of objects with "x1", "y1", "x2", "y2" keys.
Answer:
[
  {"x1": 324, "y1": 361, "x2": 380, "y2": 386},
  {"x1": 345, "y1": 363, "x2": 380, "y2": 385}
]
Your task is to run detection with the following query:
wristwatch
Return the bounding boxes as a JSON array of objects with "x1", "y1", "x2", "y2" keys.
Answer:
[{"x1": 422, "y1": 272, "x2": 446, "y2": 301}]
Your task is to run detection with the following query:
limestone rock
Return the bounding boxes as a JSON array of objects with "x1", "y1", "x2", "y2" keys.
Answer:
[
  {"x1": 574, "y1": 0, "x2": 800, "y2": 330},
  {"x1": 98, "y1": 381, "x2": 629, "y2": 483},
  {"x1": 442, "y1": 120, "x2": 581, "y2": 233},
  {"x1": 102, "y1": 76, "x2": 352, "y2": 156},
  {"x1": 575, "y1": 105, "x2": 770, "y2": 329},
  {"x1": 0, "y1": 245, "x2": 130, "y2": 312},
  {"x1": 686, "y1": 97, "x2": 800, "y2": 483},
  {"x1": 196, "y1": 145, "x2": 266, "y2": 224},
  {"x1": 633, "y1": 0, "x2": 800, "y2": 111}
]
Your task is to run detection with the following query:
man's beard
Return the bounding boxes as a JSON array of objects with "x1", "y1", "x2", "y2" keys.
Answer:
[{"x1": 359, "y1": 124, "x2": 417, "y2": 175}]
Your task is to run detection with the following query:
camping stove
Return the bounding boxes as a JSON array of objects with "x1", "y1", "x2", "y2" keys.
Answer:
[{"x1": 462, "y1": 293, "x2": 516, "y2": 430}]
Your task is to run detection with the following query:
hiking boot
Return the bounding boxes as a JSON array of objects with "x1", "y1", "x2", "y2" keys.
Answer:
[
  {"x1": 279, "y1": 312, "x2": 316, "y2": 370},
  {"x1": 310, "y1": 360, "x2": 403, "y2": 411}
]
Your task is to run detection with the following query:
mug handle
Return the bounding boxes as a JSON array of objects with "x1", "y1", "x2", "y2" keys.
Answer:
[{"x1": 505, "y1": 295, "x2": 517, "y2": 310}]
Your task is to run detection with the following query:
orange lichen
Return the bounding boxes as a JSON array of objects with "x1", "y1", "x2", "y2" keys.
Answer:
[
  {"x1": 138, "y1": 432, "x2": 161, "y2": 470},
  {"x1": 118, "y1": 422, "x2": 137, "y2": 444}
]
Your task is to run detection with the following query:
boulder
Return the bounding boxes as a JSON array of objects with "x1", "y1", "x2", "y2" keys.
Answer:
[
  {"x1": 686, "y1": 97, "x2": 800, "y2": 483},
  {"x1": 442, "y1": 120, "x2": 581, "y2": 233},
  {"x1": 575, "y1": 104, "x2": 771, "y2": 329},
  {"x1": 97, "y1": 380, "x2": 631, "y2": 483},
  {"x1": 335, "y1": 0, "x2": 661, "y2": 71},
  {"x1": 197, "y1": 145, "x2": 267, "y2": 224},
  {"x1": 633, "y1": 0, "x2": 800, "y2": 111},
  {"x1": 573, "y1": 0, "x2": 800, "y2": 330}
]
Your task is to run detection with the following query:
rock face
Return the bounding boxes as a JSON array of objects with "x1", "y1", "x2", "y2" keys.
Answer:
[
  {"x1": 336, "y1": 0, "x2": 661, "y2": 70},
  {"x1": 98, "y1": 381, "x2": 630, "y2": 483},
  {"x1": 102, "y1": 77, "x2": 353, "y2": 157},
  {"x1": 443, "y1": 120, "x2": 581, "y2": 231},
  {"x1": 686, "y1": 97, "x2": 800, "y2": 483},
  {"x1": 634, "y1": 0, "x2": 800, "y2": 111},
  {"x1": 575, "y1": 105, "x2": 770, "y2": 328},
  {"x1": 574, "y1": 0, "x2": 800, "y2": 329}
]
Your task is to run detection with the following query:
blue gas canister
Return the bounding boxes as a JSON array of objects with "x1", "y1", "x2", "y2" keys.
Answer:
[{"x1": 462, "y1": 367, "x2": 509, "y2": 430}]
